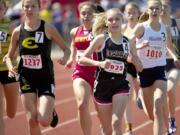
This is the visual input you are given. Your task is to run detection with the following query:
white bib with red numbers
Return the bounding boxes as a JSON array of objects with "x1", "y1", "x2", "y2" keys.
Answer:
[
  {"x1": 144, "y1": 46, "x2": 163, "y2": 60},
  {"x1": 22, "y1": 55, "x2": 42, "y2": 69},
  {"x1": 104, "y1": 59, "x2": 125, "y2": 74}
]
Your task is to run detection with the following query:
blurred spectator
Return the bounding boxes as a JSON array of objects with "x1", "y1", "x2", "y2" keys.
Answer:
[
  {"x1": 175, "y1": 8, "x2": 180, "y2": 19},
  {"x1": 39, "y1": 0, "x2": 52, "y2": 23},
  {"x1": 63, "y1": 4, "x2": 78, "y2": 42},
  {"x1": 100, "y1": 0, "x2": 120, "y2": 9},
  {"x1": 6, "y1": 1, "x2": 22, "y2": 25},
  {"x1": 52, "y1": 2, "x2": 64, "y2": 36}
]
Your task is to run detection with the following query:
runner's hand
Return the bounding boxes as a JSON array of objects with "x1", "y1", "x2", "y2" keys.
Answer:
[
  {"x1": 99, "y1": 60, "x2": 111, "y2": 69},
  {"x1": 65, "y1": 59, "x2": 73, "y2": 68},
  {"x1": 58, "y1": 57, "x2": 67, "y2": 65},
  {"x1": 174, "y1": 59, "x2": 180, "y2": 68},
  {"x1": 8, "y1": 67, "x2": 18, "y2": 78},
  {"x1": 2, "y1": 54, "x2": 8, "y2": 63}
]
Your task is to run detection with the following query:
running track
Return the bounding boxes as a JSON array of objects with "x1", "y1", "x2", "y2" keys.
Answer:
[{"x1": 4, "y1": 59, "x2": 180, "y2": 135}]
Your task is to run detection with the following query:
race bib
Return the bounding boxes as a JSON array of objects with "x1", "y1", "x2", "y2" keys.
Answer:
[
  {"x1": 35, "y1": 32, "x2": 44, "y2": 43},
  {"x1": 0, "y1": 31, "x2": 8, "y2": 42},
  {"x1": 104, "y1": 59, "x2": 125, "y2": 74},
  {"x1": 145, "y1": 47, "x2": 163, "y2": 60},
  {"x1": 22, "y1": 55, "x2": 42, "y2": 69}
]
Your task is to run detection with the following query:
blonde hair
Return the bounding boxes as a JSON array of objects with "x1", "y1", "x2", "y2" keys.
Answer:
[
  {"x1": 93, "y1": 8, "x2": 123, "y2": 36},
  {"x1": 138, "y1": 0, "x2": 162, "y2": 23},
  {"x1": 92, "y1": 12, "x2": 107, "y2": 36}
]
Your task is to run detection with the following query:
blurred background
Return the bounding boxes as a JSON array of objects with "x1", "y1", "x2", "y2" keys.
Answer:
[{"x1": 5, "y1": 0, "x2": 180, "y2": 44}]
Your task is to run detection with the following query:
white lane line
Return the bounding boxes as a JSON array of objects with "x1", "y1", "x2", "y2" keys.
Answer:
[
  {"x1": 42, "y1": 105, "x2": 180, "y2": 134},
  {"x1": 3, "y1": 111, "x2": 25, "y2": 119},
  {"x1": 132, "y1": 105, "x2": 180, "y2": 132},
  {"x1": 3, "y1": 97, "x2": 76, "y2": 119},
  {"x1": 42, "y1": 111, "x2": 97, "y2": 133}
]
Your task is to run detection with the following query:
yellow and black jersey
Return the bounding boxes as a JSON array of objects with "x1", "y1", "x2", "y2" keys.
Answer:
[
  {"x1": 18, "y1": 20, "x2": 54, "y2": 81},
  {"x1": 0, "y1": 17, "x2": 17, "y2": 71}
]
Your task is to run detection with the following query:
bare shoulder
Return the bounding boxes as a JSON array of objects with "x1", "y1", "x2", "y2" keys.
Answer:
[
  {"x1": 8, "y1": 21, "x2": 18, "y2": 33},
  {"x1": 70, "y1": 27, "x2": 79, "y2": 37},
  {"x1": 44, "y1": 21, "x2": 58, "y2": 39},
  {"x1": 44, "y1": 21, "x2": 55, "y2": 32},
  {"x1": 93, "y1": 34, "x2": 105, "y2": 44},
  {"x1": 12, "y1": 25, "x2": 21, "y2": 39},
  {"x1": 133, "y1": 23, "x2": 144, "y2": 38},
  {"x1": 13, "y1": 25, "x2": 21, "y2": 32},
  {"x1": 135, "y1": 23, "x2": 144, "y2": 30}
]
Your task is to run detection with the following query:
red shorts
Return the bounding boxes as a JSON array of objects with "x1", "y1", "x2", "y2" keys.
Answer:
[{"x1": 72, "y1": 70, "x2": 95, "y2": 89}]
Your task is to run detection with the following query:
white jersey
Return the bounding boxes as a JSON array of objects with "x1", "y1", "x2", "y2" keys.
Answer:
[{"x1": 136, "y1": 22, "x2": 167, "y2": 69}]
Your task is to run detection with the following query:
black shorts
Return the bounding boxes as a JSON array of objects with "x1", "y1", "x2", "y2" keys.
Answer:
[
  {"x1": 127, "y1": 62, "x2": 137, "y2": 78},
  {"x1": 19, "y1": 75, "x2": 55, "y2": 98},
  {"x1": 138, "y1": 66, "x2": 167, "y2": 88},
  {"x1": 94, "y1": 77, "x2": 129, "y2": 104},
  {"x1": 166, "y1": 59, "x2": 177, "y2": 72},
  {"x1": 0, "y1": 70, "x2": 17, "y2": 84}
]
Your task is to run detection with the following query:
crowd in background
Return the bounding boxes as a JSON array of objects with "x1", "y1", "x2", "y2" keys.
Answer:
[{"x1": 4, "y1": 0, "x2": 180, "y2": 43}]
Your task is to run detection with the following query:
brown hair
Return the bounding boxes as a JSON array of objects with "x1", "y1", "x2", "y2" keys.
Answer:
[
  {"x1": 22, "y1": 0, "x2": 40, "y2": 8},
  {"x1": 125, "y1": 2, "x2": 141, "y2": 15},
  {"x1": 78, "y1": 1, "x2": 96, "y2": 12}
]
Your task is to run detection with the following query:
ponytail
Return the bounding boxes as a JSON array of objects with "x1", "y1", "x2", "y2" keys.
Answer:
[
  {"x1": 138, "y1": 12, "x2": 149, "y2": 23},
  {"x1": 92, "y1": 12, "x2": 107, "y2": 37}
]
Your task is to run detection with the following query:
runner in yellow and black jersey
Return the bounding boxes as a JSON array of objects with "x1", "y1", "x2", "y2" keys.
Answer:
[
  {"x1": 0, "y1": 1, "x2": 19, "y2": 135},
  {"x1": 5, "y1": 0, "x2": 70, "y2": 134}
]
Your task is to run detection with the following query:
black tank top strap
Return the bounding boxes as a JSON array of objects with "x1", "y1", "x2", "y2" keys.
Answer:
[
  {"x1": 122, "y1": 36, "x2": 129, "y2": 41},
  {"x1": 37, "y1": 20, "x2": 45, "y2": 31}
]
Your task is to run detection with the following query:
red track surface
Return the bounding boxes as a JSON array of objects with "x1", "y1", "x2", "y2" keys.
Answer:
[{"x1": 4, "y1": 60, "x2": 180, "y2": 135}]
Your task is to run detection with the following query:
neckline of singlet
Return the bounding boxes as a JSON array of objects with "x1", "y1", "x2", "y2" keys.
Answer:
[
  {"x1": 146, "y1": 22, "x2": 162, "y2": 33},
  {"x1": 81, "y1": 26, "x2": 91, "y2": 36},
  {"x1": 23, "y1": 20, "x2": 42, "y2": 32},
  {"x1": 106, "y1": 33, "x2": 124, "y2": 46}
]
